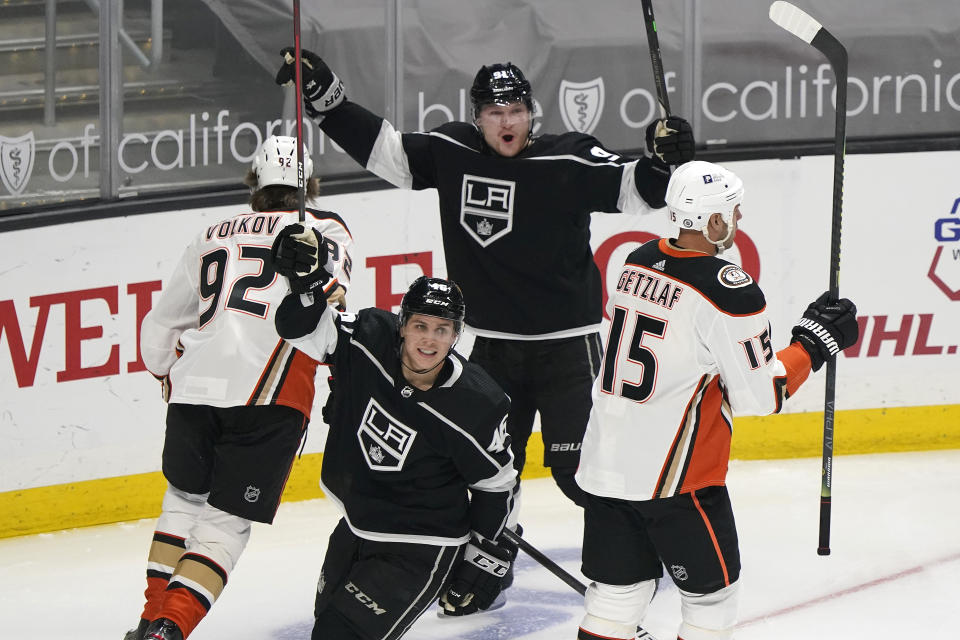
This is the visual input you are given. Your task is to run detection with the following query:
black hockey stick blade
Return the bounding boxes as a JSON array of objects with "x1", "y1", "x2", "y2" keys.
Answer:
[
  {"x1": 500, "y1": 527, "x2": 586, "y2": 595},
  {"x1": 770, "y1": 0, "x2": 848, "y2": 557},
  {"x1": 292, "y1": 0, "x2": 306, "y2": 222},
  {"x1": 640, "y1": 0, "x2": 671, "y2": 117}
]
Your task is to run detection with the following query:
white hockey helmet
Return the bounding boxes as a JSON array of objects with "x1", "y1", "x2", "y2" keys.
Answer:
[
  {"x1": 251, "y1": 135, "x2": 313, "y2": 189},
  {"x1": 665, "y1": 160, "x2": 744, "y2": 232}
]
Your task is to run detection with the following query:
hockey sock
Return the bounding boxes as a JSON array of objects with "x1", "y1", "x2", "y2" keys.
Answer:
[{"x1": 140, "y1": 532, "x2": 186, "y2": 621}]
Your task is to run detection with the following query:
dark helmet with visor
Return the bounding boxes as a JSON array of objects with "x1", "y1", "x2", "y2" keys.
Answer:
[
  {"x1": 399, "y1": 276, "x2": 466, "y2": 335},
  {"x1": 470, "y1": 62, "x2": 533, "y2": 118}
]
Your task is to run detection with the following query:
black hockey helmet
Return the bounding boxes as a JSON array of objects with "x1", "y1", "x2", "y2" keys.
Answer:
[
  {"x1": 470, "y1": 62, "x2": 533, "y2": 118},
  {"x1": 399, "y1": 276, "x2": 466, "y2": 335}
]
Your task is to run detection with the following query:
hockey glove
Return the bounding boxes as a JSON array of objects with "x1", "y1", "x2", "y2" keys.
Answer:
[
  {"x1": 791, "y1": 291, "x2": 859, "y2": 372},
  {"x1": 275, "y1": 290, "x2": 327, "y2": 340},
  {"x1": 270, "y1": 224, "x2": 339, "y2": 297},
  {"x1": 276, "y1": 47, "x2": 345, "y2": 120},
  {"x1": 645, "y1": 116, "x2": 695, "y2": 165},
  {"x1": 439, "y1": 533, "x2": 517, "y2": 616}
]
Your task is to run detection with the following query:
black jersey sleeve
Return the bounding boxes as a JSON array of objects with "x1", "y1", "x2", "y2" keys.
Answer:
[
  {"x1": 319, "y1": 99, "x2": 442, "y2": 191},
  {"x1": 551, "y1": 133, "x2": 668, "y2": 213},
  {"x1": 317, "y1": 100, "x2": 385, "y2": 168},
  {"x1": 633, "y1": 156, "x2": 670, "y2": 208},
  {"x1": 441, "y1": 369, "x2": 516, "y2": 540}
]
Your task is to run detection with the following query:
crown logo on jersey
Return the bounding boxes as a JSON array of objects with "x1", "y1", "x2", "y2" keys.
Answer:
[
  {"x1": 369, "y1": 444, "x2": 385, "y2": 464},
  {"x1": 652, "y1": 260, "x2": 666, "y2": 271},
  {"x1": 476, "y1": 218, "x2": 494, "y2": 236}
]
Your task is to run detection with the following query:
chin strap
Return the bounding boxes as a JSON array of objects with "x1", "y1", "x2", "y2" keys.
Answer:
[
  {"x1": 400, "y1": 357, "x2": 446, "y2": 376},
  {"x1": 702, "y1": 219, "x2": 736, "y2": 254}
]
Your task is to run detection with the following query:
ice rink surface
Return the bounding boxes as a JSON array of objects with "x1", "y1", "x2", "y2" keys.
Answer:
[{"x1": 2, "y1": 450, "x2": 958, "y2": 639}]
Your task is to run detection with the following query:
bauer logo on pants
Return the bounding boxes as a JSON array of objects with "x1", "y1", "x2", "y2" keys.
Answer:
[
  {"x1": 461, "y1": 174, "x2": 515, "y2": 247},
  {"x1": 358, "y1": 398, "x2": 417, "y2": 471}
]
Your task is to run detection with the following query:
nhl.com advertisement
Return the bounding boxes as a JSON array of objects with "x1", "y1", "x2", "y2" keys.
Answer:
[{"x1": 2, "y1": 57, "x2": 960, "y2": 198}]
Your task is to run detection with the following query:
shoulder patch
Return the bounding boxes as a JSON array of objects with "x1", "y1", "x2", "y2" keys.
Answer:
[{"x1": 717, "y1": 264, "x2": 753, "y2": 288}]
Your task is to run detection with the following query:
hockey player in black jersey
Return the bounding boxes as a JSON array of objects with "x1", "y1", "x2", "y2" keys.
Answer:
[
  {"x1": 575, "y1": 161, "x2": 860, "y2": 640},
  {"x1": 274, "y1": 49, "x2": 696, "y2": 520},
  {"x1": 271, "y1": 228, "x2": 519, "y2": 639}
]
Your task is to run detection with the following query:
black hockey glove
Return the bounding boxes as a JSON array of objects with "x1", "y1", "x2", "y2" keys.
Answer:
[
  {"x1": 791, "y1": 291, "x2": 859, "y2": 372},
  {"x1": 276, "y1": 47, "x2": 346, "y2": 120},
  {"x1": 275, "y1": 290, "x2": 327, "y2": 340},
  {"x1": 270, "y1": 223, "x2": 338, "y2": 297},
  {"x1": 645, "y1": 116, "x2": 695, "y2": 165},
  {"x1": 439, "y1": 532, "x2": 518, "y2": 616}
]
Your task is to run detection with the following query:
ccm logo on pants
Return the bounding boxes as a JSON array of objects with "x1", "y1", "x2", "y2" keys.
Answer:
[{"x1": 345, "y1": 581, "x2": 387, "y2": 615}]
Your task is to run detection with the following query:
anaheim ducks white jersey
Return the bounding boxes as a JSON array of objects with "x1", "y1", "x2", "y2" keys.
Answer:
[
  {"x1": 576, "y1": 239, "x2": 811, "y2": 501},
  {"x1": 140, "y1": 207, "x2": 353, "y2": 417}
]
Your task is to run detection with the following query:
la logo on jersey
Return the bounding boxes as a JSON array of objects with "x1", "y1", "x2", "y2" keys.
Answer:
[
  {"x1": 358, "y1": 398, "x2": 418, "y2": 471},
  {"x1": 460, "y1": 174, "x2": 515, "y2": 247}
]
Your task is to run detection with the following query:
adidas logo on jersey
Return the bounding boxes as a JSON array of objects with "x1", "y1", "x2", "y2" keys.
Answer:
[{"x1": 652, "y1": 260, "x2": 666, "y2": 271}]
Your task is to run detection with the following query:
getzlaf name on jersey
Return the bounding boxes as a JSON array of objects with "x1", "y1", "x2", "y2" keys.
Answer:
[
  {"x1": 576, "y1": 238, "x2": 812, "y2": 501},
  {"x1": 319, "y1": 102, "x2": 667, "y2": 339},
  {"x1": 295, "y1": 307, "x2": 515, "y2": 544}
]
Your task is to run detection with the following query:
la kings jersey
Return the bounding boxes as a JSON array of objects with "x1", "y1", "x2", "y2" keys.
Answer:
[
  {"x1": 576, "y1": 239, "x2": 812, "y2": 501},
  {"x1": 140, "y1": 207, "x2": 353, "y2": 416},
  {"x1": 284, "y1": 305, "x2": 516, "y2": 546},
  {"x1": 319, "y1": 101, "x2": 670, "y2": 338}
]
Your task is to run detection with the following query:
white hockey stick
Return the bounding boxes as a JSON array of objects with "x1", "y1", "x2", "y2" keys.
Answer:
[{"x1": 769, "y1": 1, "x2": 848, "y2": 556}]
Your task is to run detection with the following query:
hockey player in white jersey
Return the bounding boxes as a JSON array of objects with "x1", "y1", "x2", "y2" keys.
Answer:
[
  {"x1": 574, "y1": 161, "x2": 859, "y2": 640},
  {"x1": 270, "y1": 238, "x2": 518, "y2": 640},
  {"x1": 123, "y1": 136, "x2": 353, "y2": 640}
]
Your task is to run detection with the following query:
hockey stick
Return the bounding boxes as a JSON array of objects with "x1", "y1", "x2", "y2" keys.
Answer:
[
  {"x1": 500, "y1": 527, "x2": 586, "y2": 596},
  {"x1": 768, "y1": 0, "x2": 848, "y2": 556},
  {"x1": 292, "y1": 0, "x2": 306, "y2": 223},
  {"x1": 640, "y1": 0, "x2": 671, "y2": 117}
]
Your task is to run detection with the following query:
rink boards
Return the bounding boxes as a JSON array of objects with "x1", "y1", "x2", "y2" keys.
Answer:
[{"x1": 2, "y1": 151, "x2": 959, "y2": 537}]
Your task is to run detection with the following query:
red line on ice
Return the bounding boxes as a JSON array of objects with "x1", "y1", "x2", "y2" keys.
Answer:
[{"x1": 738, "y1": 550, "x2": 960, "y2": 628}]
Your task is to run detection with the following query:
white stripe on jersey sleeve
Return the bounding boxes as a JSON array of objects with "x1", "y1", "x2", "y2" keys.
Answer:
[
  {"x1": 418, "y1": 402, "x2": 517, "y2": 479},
  {"x1": 616, "y1": 159, "x2": 653, "y2": 214},
  {"x1": 284, "y1": 304, "x2": 339, "y2": 362},
  {"x1": 367, "y1": 119, "x2": 414, "y2": 189}
]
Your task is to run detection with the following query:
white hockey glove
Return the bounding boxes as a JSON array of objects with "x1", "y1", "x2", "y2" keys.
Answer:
[
  {"x1": 791, "y1": 292, "x2": 859, "y2": 371},
  {"x1": 439, "y1": 532, "x2": 518, "y2": 616},
  {"x1": 270, "y1": 223, "x2": 339, "y2": 297},
  {"x1": 276, "y1": 47, "x2": 345, "y2": 121},
  {"x1": 645, "y1": 115, "x2": 695, "y2": 165}
]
